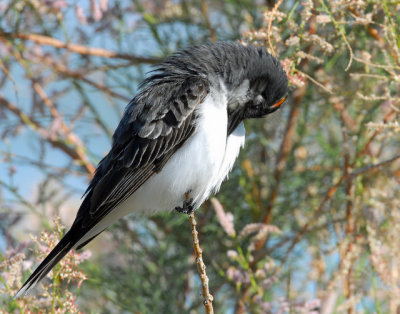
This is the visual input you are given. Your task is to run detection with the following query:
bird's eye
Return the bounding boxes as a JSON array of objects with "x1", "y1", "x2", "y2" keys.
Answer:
[{"x1": 254, "y1": 95, "x2": 264, "y2": 106}]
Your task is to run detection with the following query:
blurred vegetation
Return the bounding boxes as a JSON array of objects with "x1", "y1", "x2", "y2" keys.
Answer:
[{"x1": 0, "y1": 0, "x2": 399, "y2": 313}]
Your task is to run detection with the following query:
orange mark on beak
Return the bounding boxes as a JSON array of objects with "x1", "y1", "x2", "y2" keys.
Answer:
[{"x1": 271, "y1": 96, "x2": 287, "y2": 109}]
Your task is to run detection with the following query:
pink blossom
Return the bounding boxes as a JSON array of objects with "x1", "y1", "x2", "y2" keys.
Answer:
[
  {"x1": 75, "y1": 5, "x2": 87, "y2": 25},
  {"x1": 90, "y1": 0, "x2": 103, "y2": 21}
]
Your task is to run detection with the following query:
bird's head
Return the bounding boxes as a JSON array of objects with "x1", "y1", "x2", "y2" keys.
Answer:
[
  {"x1": 242, "y1": 74, "x2": 288, "y2": 119},
  {"x1": 223, "y1": 44, "x2": 289, "y2": 120},
  {"x1": 151, "y1": 42, "x2": 288, "y2": 120}
]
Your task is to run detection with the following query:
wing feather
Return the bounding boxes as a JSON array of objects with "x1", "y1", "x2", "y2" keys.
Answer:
[
  {"x1": 82, "y1": 79, "x2": 208, "y2": 226},
  {"x1": 16, "y1": 76, "x2": 209, "y2": 297}
]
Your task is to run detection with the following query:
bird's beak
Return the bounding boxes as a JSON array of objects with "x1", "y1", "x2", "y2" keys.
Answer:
[{"x1": 271, "y1": 96, "x2": 287, "y2": 109}]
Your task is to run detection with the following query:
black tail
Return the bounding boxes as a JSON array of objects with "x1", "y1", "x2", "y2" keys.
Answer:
[{"x1": 15, "y1": 229, "x2": 77, "y2": 298}]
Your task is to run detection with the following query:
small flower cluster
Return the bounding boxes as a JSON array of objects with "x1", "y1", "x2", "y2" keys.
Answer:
[
  {"x1": 212, "y1": 198, "x2": 320, "y2": 313},
  {"x1": 0, "y1": 218, "x2": 89, "y2": 313}
]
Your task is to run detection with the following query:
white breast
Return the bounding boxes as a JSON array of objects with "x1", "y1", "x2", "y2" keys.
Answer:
[
  {"x1": 75, "y1": 91, "x2": 245, "y2": 247},
  {"x1": 125, "y1": 90, "x2": 245, "y2": 214}
]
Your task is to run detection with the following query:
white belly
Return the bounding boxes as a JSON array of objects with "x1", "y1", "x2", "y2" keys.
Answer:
[
  {"x1": 120, "y1": 94, "x2": 245, "y2": 215},
  {"x1": 74, "y1": 94, "x2": 245, "y2": 247}
]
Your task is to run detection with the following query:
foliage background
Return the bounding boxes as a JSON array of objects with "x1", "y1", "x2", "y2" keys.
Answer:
[{"x1": 0, "y1": 0, "x2": 399, "y2": 313}]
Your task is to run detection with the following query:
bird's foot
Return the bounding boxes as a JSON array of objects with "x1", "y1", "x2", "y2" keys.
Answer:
[{"x1": 175, "y1": 192, "x2": 194, "y2": 215}]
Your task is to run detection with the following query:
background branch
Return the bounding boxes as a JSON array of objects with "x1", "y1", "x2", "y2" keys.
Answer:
[{"x1": 0, "y1": 32, "x2": 162, "y2": 64}]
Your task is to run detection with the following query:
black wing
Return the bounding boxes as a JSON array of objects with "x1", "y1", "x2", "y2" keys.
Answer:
[
  {"x1": 16, "y1": 76, "x2": 210, "y2": 297},
  {"x1": 227, "y1": 109, "x2": 245, "y2": 135}
]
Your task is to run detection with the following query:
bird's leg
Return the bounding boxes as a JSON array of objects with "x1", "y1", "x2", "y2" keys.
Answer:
[{"x1": 175, "y1": 191, "x2": 194, "y2": 215}]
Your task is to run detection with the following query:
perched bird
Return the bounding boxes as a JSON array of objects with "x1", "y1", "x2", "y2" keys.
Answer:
[{"x1": 16, "y1": 42, "x2": 288, "y2": 297}]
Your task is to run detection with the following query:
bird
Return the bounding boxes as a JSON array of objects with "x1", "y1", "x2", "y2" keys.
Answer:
[{"x1": 16, "y1": 41, "x2": 288, "y2": 297}]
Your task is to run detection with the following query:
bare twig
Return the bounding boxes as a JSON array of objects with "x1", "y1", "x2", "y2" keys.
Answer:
[
  {"x1": 6, "y1": 44, "x2": 96, "y2": 176},
  {"x1": 278, "y1": 104, "x2": 397, "y2": 262},
  {"x1": 282, "y1": 174, "x2": 346, "y2": 264},
  {"x1": 262, "y1": 87, "x2": 303, "y2": 224},
  {"x1": 350, "y1": 154, "x2": 400, "y2": 177},
  {"x1": 340, "y1": 119, "x2": 355, "y2": 314},
  {"x1": 251, "y1": 85, "x2": 303, "y2": 253},
  {"x1": 0, "y1": 179, "x2": 40, "y2": 215},
  {"x1": 357, "y1": 109, "x2": 396, "y2": 158},
  {"x1": 318, "y1": 0, "x2": 354, "y2": 71},
  {"x1": 189, "y1": 212, "x2": 214, "y2": 314},
  {"x1": 283, "y1": 153, "x2": 400, "y2": 263},
  {"x1": 37, "y1": 55, "x2": 131, "y2": 101},
  {"x1": 353, "y1": 56, "x2": 400, "y2": 71},
  {"x1": 0, "y1": 150, "x2": 85, "y2": 177},
  {"x1": 0, "y1": 32, "x2": 162, "y2": 64},
  {"x1": 0, "y1": 96, "x2": 94, "y2": 176},
  {"x1": 297, "y1": 70, "x2": 333, "y2": 94},
  {"x1": 266, "y1": 0, "x2": 283, "y2": 56},
  {"x1": 32, "y1": 82, "x2": 96, "y2": 175},
  {"x1": 201, "y1": 0, "x2": 217, "y2": 42}
]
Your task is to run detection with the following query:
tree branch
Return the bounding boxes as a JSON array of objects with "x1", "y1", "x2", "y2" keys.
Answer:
[
  {"x1": 37, "y1": 55, "x2": 131, "y2": 102},
  {"x1": 263, "y1": 89, "x2": 302, "y2": 225},
  {"x1": 200, "y1": 0, "x2": 217, "y2": 42},
  {"x1": 0, "y1": 32, "x2": 162, "y2": 64},
  {"x1": 189, "y1": 212, "x2": 214, "y2": 314},
  {"x1": 283, "y1": 153, "x2": 400, "y2": 263},
  {"x1": 0, "y1": 96, "x2": 95, "y2": 176}
]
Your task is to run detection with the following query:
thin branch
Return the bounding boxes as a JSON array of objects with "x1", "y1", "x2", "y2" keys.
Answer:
[
  {"x1": 256, "y1": 10, "x2": 317, "y2": 251},
  {"x1": 340, "y1": 118, "x2": 355, "y2": 313},
  {"x1": 252, "y1": 87, "x2": 303, "y2": 253},
  {"x1": 0, "y1": 179, "x2": 40, "y2": 216},
  {"x1": 266, "y1": 0, "x2": 283, "y2": 56},
  {"x1": 280, "y1": 107, "x2": 398, "y2": 261},
  {"x1": 282, "y1": 174, "x2": 346, "y2": 265},
  {"x1": 0, "y1": 58, "x2": 18, "y2": 96},
  {"x1": 298, "y1": 70, "x2": 333, "y2": 94},
  {"x1": 350, "y1": 154, "x2": 400, "y2": 177},
  {"x1": 357, "y1": 109, "x2": 397, "y2": 158},
  {"x1": 201, "y1": 0, "x2": 217, "y2": 42},
  {"x1": 8, "y1": 44, "x2": 96, "y2": 175},
  {"x1": 353, "y1": 56, "x2": 400, "y2": 70},
  {"x1": 283, "y1": 153, "x2": 400, "y2": 263},
  {"x1": 0, "y1": 96, "x2": 94, "y2": 176},
  {"x1": 319, "y1": 0, "x2": 354, "y2": 71},
  {"x1": 0, "y1": 150, "x2": 86, "y2": 177},
  {"x1": 0, "y1": 32, "x2": 162, "y2": 64},
  {"x1": 37, "y1": 55, "x2": 131, "y2": 101},
  {"x1": 189, "y1": 212, "x2": 214, "y2": 314},
  {"x1": 262, "y1": 87, "x2": 303, "y2": 224}
]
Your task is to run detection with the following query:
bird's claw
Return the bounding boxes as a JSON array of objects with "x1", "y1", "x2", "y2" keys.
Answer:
[{"x1": 175, "y1": 197, "x2": 194, "y2": 215}]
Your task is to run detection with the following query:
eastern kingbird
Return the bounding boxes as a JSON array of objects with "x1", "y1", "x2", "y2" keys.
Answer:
[{"x1": 16, "y1": 42, "x2": 288, "y2": 297}]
